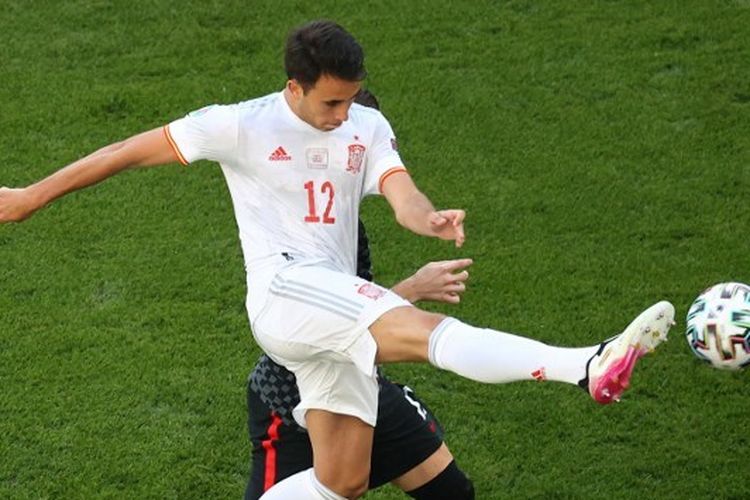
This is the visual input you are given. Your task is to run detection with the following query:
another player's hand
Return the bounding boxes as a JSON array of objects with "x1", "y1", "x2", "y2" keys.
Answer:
[
  {"x1": 0, "y1": 187, "x2": 39, "y2": 223},
  {"x1": 393, "y1": 258, "x2": 473, "y2": 304},
  {"x1": 428, "y1": 209, "x2": 465, "y2": 248}
]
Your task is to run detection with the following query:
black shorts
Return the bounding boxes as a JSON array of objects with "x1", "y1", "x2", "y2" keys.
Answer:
[{"x1": 245, "y1": 371, "x2": 444, "y2": 499}]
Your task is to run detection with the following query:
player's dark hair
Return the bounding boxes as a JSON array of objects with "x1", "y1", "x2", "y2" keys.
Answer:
[
  {"x1": 354, "y1": 88, "x2": 379, "y2": 110},
  {"x1": 285, "y1": 20, "x2": 366, "y2": 91}
]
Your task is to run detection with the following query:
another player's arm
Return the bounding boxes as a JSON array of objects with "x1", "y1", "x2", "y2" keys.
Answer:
[
  {"x1": 381, "y1": 171, "x2": 465, "y2": 248},
  {"x1": 391, "y1": 258, "x2": 473, "y2": 304},
  {"x1": 0, "y1": 127, "x2": 178, "y2": 223}
]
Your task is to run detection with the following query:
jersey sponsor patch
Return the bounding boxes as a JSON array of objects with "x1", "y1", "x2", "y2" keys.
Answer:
[
  {"x1": 306, "y1": 148, "x2": 329, "y2": 169},
  {"x1": 346, "y1": 144, "x2": 366, "y2": 174}
]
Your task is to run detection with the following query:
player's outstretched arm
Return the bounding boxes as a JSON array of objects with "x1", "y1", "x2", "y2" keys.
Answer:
[
  {"x1": 391, "y1": 258, "x2": 473, "y2": 304},
  {"x1": 381, "y1": 171, "x2": 465, "y2": 248},
  {"x1": 0, "y1": 127, "x2": 179, "y2": 223}
]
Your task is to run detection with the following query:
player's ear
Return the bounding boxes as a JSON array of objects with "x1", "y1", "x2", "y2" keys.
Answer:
[{"x1": 287, "y1": 79, "x2": 304, "y2": 100}]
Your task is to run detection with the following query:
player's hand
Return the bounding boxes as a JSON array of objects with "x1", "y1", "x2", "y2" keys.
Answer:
[
  {"x1": 393, "y1": 258, "x2": 473, "y2": 304},
  {"x1": 428, "y1": 209, "x2": 465, "y2": 248},
  {"x1": 0, "y1": 187, "x2": 39, "y2": 223}
]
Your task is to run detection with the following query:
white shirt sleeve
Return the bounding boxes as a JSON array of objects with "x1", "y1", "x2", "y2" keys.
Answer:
[
  {"x1": 165, "y1": 104, "x2": 239, "y2": 165},
  {"x1": 362, "y1": 112, "x2": 405, "y2": 197}
]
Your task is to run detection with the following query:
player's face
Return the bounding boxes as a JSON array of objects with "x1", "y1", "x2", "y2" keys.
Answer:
[{"x1": 288, "y1": 74, "x2": 361, "y2": 131}]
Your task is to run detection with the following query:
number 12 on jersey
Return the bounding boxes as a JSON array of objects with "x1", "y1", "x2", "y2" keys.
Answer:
[{"x1": 304, "y1": 180, "x2": 336, "y2": 224}]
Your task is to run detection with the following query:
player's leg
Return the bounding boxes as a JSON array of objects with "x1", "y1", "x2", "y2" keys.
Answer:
[
  {"x1": 390, "y1": 443, "x2": 474, "y2": 499},
  {"x1": 392, "y1": 443, "x2": 454, "y2": 491},
  {"x1": 255, "y1": 354, "x2": 381, "y2": 499},
  {"x1": 307, "y1": 409, "x2": 374, "y2": 497},
  {"x1": 248, "y1": 355, "x2": 471, "y2": 498},
  {"x1": 259, "y1": 410, "x2": 373, "y2": 499},
  {"x1": 252, "y1": 268, "x2": 413, "y2": 498},
  {"x1": 293, "y1": 382, "x2": 471, "y2": 500},
  {"x1": 402, "y1": 455, "x2": 475, "y2": 500},
  {"x1": 370, "y1": 301, "x2": 675, "y2": 403},
  {"x1": 254, "y1": 267, "x2": 673, "y2": 498},
  {"x1": 371, "y1": 307, "x2": 598, "y2": 384},
  {"x1": 293, "y1": 358, "x2": 377, "y2": 498}
]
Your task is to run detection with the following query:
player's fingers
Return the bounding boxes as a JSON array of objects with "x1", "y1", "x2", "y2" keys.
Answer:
[
  {"x1": 0, "y1": 189, "x2": 12, "y2": 222},
  {"x1": 449, "y1": 270, "x2": 470, "y2": 283},
  {"x1": 438, "y1": 211, "x2": 465, "y2": 247},
  {"x1": 440, "y1": 271, "x2": 468, "y2": 286},
  {"x1": 443, "y1": 292, "x2": 461, "y2": 304},
  {"x1": 451, "y1": 210, "x2": 466, "y2": 226},
  {"x1": 453, "y1": 220, "x2": 465, "y2": 247},
  {"x1": 442, "y1": 258, "x2": 473, "y2": 272},
  {"x1": 429, "y1": 212, "x2": 447, "y2": 226},
  {"x1": 444, "y1": 282, "x2": 466, "y2": 293}
]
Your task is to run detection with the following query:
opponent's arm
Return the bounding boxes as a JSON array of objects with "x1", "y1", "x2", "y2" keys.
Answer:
[
  {"x1": 391, "y1": 258, "x2": 473, "y2": 304},
  {"x1": 381, "y1": 172, "x2": 465, "y2": 248},
  {"x1": 0, "y1": 127, "x2": 179, "y2": 222}
]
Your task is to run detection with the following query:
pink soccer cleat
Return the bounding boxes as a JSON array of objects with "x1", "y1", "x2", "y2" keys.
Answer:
[{"x1": 581, "y1": 301, "x2": 675, "y2": 404}]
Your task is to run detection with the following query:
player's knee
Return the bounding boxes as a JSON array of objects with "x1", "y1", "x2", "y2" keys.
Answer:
[
  {"x1": 318, "y1": 468, "x2": 370, "y2": 499},
  {"x1": 330, "y1": 476, "x2": 369, "y2": 499},
  {"x1": 406, "y1": 460, "x2": 474, "y2": 500},
  {"x1": 405, "y1": 307, "x2": 446, "y2": 332},
  {"x1": 372, "y1": 307, "x2": 446, "y2": 362},
  {"x1": 346, "y1": 478, "x2": 370, "y2": 500}
]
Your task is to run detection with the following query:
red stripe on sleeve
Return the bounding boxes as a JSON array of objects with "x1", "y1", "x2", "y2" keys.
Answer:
[
  {"x1": 163, "y1": 125, "x2": 189, "y2": 166},
  {"x1": 378, "y1": 166, "x2": 409, "y2": 193}
]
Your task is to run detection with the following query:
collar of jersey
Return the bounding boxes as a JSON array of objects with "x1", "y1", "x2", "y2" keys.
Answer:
[{"x1": 277, "y1": 90, "x2": 331, "y2": 135}]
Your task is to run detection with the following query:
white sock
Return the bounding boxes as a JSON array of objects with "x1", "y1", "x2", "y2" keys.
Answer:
[
  {"x1": 259, "y1": 468, "x2": 346, "y2": 500},
  {"x1": 428, "y1": 318, "x2": 598, "y2": 385}
]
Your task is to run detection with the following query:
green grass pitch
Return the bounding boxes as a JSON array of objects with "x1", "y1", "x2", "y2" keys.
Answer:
[{"x1": 1, "y1": 1, "x2": 749, "y2": 498}]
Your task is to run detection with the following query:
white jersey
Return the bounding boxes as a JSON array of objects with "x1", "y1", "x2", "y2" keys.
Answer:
[{"x1": 165, "y1": 91, "x2": 405, "y2": 315}]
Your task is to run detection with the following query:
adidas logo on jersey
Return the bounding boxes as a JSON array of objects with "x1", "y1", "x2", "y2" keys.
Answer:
[{"x1": 268, "y1": 146, "x2": 292, "y2": 161}]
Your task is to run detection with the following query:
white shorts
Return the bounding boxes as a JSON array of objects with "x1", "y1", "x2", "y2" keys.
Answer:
[{"x1": 249, "y1": 264, "x2": 412, "y2": 428}]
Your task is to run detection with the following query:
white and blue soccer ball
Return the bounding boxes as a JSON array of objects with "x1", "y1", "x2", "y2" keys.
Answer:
[{"x1": 686, "y1": 282, "x2": 750, "y2": 370}]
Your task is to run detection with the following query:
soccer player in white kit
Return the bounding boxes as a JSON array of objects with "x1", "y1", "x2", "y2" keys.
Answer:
[{"x1": 0, "y1": 20, "x2": 675, "y2": 500}]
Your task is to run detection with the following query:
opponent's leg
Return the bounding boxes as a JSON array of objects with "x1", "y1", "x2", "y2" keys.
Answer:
[
  {"x1": 405, "y1": 459, "x2": 475, "y2": 500},
  {"x1": 391, "y1": 443, "x2": 453, "y2": 490},
  {"x1": 245, "y1": 366, "x2": 313, "y2": 499}
]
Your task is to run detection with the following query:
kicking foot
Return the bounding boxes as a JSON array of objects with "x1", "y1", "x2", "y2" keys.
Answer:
[{"x1": 579, "y1": 301, "x2": 675, "y2": 404}]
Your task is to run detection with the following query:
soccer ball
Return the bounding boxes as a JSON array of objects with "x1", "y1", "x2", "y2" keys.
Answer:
[{"x1": 685, "y1": 282, "x2": 750, "y2": 370}]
